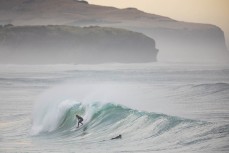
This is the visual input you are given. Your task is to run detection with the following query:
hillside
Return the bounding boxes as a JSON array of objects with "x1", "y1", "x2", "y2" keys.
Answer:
[
  {"x1": 0, "y1": 25, "x2": 158, "y2": 64},
  {"x1": 0, "y1": 0, "x2": 228, "y2": 63}
]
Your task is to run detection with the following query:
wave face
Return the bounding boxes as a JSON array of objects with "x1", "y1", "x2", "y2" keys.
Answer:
[{"x1": 30, "y1": 100, "x2": 229, "y2": 152}]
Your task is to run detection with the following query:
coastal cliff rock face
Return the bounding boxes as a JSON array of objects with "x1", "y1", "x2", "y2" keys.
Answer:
[
  {"x1": 0, "y1": 0, "x2": 228, "y2": 63},
  {"x1": 0, "y1": 25, "x2": 158, "y2": 64}
]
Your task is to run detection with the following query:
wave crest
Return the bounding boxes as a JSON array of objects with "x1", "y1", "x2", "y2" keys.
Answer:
[{"x1": 30, "y1": 100, "x2": 185, "y2": 136}]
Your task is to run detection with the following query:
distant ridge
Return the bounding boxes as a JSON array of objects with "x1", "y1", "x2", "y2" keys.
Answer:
[
  {"x1": 0, "y1": 25, "x2": 158, "y2": 64},
  {"x1": 0, "y1": 0, "x2": 228, "y2": 63}
]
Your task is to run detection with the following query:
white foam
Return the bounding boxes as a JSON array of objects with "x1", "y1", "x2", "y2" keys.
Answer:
[{"x1": 30, "y1": 99, "x2": 79, "y2": 135}]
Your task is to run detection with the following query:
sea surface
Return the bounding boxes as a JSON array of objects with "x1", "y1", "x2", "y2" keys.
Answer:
[{"x1": 0, "y1": 63, "x2": 229, "y2": 153}]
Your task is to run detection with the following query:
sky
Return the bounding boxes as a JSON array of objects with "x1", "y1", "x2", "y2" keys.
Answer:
[{"x1": 88, "y1": 0, "x2": 229, "y2": 49}]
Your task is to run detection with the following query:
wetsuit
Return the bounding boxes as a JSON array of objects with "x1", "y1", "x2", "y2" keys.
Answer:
[{"x1": 76, "y1": 115, "x2": 83, "y2": 128}]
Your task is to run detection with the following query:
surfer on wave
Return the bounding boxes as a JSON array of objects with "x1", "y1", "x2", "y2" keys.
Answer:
[{"x1": 76, "y1": 115, "x2": 83, "y2": 128}]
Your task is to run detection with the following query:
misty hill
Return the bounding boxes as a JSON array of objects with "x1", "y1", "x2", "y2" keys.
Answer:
[
  {"x1": 0, "y1": 0, "x2": 228, "y2": 63},
  {"x1": 0, "y1": 25, "x2": 158, "y2": 64}
]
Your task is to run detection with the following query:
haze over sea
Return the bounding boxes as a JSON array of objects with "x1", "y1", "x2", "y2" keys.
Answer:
[{"x1": 0, "y1": 63, "x2": 229, "y2": 153}]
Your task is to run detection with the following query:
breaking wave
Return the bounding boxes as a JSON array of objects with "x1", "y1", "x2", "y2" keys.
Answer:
[{"x1": 30, "y1": 100, "x2": 229, "y2": 148}]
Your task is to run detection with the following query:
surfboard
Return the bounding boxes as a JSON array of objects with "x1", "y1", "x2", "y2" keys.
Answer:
[
  {"x1": 70, "y1": 125, "x2": 82, "y2": 131},
  {"x1": 70, "y1": 120, "x2": 88, "y2": 131}
]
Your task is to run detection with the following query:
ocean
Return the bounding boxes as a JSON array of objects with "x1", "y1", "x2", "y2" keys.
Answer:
[{"x1": 0, "y1": 63, "x2": 229, "y2": 153}]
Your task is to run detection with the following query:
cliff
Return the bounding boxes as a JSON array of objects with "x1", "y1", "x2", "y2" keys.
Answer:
[
  {"x1": 0, "y1": 25, "x2": 158, "y2": 64},
  {"x1": 0, "y1": 0, "x2": 228, "y2": 63}
]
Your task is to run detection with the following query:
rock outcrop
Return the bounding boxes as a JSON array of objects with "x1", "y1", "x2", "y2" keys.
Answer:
[{"x1": 0, "y1": 25, "x2": 158, "y2": 64}]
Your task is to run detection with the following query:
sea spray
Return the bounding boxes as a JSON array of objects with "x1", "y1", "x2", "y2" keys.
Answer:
[
  {"x1": 31, "y1": 100, "x2": 80, "y2": 135},
  {"x1": 30, "y1": 82, "x2": 176, "y2": 135}
]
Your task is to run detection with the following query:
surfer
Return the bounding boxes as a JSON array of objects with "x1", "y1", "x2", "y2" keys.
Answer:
[
  {"x1": 76, "y1": 115, "x2": 83, "y2": 128},
  {"x1": 111, "y1": 134, "x2": 122, "y2": 140}
]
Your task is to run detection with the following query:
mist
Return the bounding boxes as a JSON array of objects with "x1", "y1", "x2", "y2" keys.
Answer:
[{"x1": 0, "y1": 25, "x2": 158, "y2": 64}]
